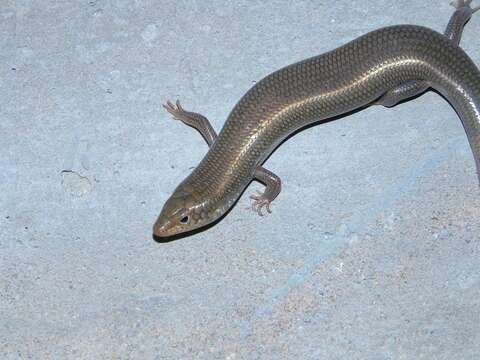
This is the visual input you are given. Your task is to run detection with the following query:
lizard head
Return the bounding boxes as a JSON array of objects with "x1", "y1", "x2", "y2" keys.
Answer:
[{"x1": 153, "y1": 183, "x2": 222, "y2": 238}]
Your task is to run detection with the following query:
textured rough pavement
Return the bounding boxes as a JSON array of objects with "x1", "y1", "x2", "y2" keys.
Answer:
[{"x1": 1, "y1": 1, "x2": 480, "y2": 359}]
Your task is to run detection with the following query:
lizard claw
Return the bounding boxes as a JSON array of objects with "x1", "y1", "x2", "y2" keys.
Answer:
[
  {"x1": 450, "y1": 0, "x2": 479, "y2": 11},
  {"x1": 249, "y1": 191, "x2": 272, "y2": 216},
  {"x1": 163, "y1": 99, "x2": 190, "y2": 122},
  {"x1": 450, "y1": 0, "x2": 470, "y2": 8},
  {"x1": 175, "y1": 99, "x2": 184, "y2": 111}
]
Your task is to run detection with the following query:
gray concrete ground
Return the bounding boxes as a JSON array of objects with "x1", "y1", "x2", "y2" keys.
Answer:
[{"x1": 2, "y1": 0, "x2": 480, "y2": 359}]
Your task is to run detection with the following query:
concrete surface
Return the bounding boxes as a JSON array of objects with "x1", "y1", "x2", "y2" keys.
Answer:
[{"x1": 2, "y1": 0, "x2": 480, "y2": 359}]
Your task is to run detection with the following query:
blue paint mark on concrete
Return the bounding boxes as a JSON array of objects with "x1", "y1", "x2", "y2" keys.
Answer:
[{"x1": 249, "y1": 135, "x2": 467, "y2": 325}]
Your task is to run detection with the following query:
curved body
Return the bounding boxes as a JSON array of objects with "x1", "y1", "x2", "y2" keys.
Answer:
[
  {"x1": 154, "y1": 24, "x2": 480, "y2": 237},
  {"x1": 190, "y1": 26, "x2": 480, "y2": 203},
  {"x1": 377, "y1": 4, "x2": 478, "y2": 107}
]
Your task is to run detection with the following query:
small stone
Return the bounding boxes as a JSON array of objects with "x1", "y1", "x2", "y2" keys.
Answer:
[{"x1": 61, "y1": 171, "x2": 92, "y2": 197}]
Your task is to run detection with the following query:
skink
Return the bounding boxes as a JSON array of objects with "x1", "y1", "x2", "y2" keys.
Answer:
[{"x1": 154, "y1": 0, "x2": 480, "y2": 238}]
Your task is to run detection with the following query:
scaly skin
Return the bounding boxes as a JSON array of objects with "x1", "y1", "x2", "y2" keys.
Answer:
[
  {"x1": 154, "y1": 23, "x2": 480, "y2": 238},
  {"x1": 377, "y1": 0, "x2": 480, "y2": 107}
]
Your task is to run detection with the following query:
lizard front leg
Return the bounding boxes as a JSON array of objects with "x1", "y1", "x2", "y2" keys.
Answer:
[{"x1": 164, "y1": 100, "x2": 283, "y2": 215}]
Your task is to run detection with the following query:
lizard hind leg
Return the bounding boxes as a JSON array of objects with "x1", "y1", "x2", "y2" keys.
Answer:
[
  {"x1": 450, "y1": 0, "x2": 471, "y2": 9},
  {"x1": 450, "y1": 0, "x2": 480, "y2": 12},
  {"x1": 375, "y1": 0, "x2": 479, "y2": 108}
]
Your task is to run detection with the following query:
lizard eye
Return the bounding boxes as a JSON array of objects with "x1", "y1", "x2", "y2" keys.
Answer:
[{"x1": 180, "y1": 215, "x2": 190, "y2": 224}]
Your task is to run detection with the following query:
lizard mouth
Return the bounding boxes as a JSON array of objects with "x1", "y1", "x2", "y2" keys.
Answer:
[
  {"x1": 153, "y1": 227, "x2": 179, "y2": 238},
  {"x1": 153, "y1": 220, "x2": 180, "y2": 237}
]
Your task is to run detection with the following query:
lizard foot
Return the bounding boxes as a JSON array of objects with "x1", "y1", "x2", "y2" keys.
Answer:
[
  {"x1": 249, "y1": 191, "x2": 273, "y2": 216},
  {"x1": 163, "y1": 99, "x2": 189, "y2": 122},
  {"x1": 451, "y1": 0, "x2": 480, "y2": 12}
]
